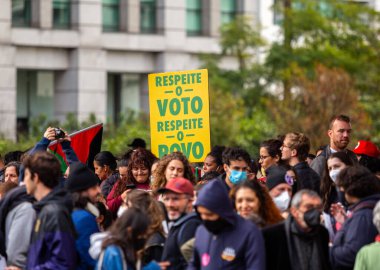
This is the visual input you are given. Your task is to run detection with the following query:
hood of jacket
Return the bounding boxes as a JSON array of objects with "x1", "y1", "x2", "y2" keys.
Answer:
[
  {"x1": 349, "y1": 193, "x2": 380, "y2": 213},
  {"x1": 33, "y1": 187, "x2": 73, "y2": 213},
  {"x1": 195, "y1": 179, "x2": 237, "y2": 226}
]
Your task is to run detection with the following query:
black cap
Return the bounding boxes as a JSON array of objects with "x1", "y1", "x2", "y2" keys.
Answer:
[
  {"x1": 266, "y1": 166, "x2": 289, "y2": 190},
  {"x1": 128, "y1": 138, "x2": 146, "y2": 149},
  {"x1": 66, "y1": 162, "x2": 99, "y2": 192}
]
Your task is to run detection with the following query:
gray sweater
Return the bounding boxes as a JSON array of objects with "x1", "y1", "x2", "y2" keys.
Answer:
[{"x1": 5, "y1": 201, "x2": 36, "y2": 268}]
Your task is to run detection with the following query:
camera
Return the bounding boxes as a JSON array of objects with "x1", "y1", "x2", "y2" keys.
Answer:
[{"x1": 54, "y1": 128, "x2": 66, "y2": 139}]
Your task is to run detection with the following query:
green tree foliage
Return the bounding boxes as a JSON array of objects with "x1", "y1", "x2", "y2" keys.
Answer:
[{"x1": 267, "y1": 0, "x2": 380, "y2": 143}]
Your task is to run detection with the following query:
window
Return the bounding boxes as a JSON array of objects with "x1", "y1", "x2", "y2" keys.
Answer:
[
  {"x1": 221, "y1": 0, "x2": 236, "y2": 25},
  {"x1": 107, "y1": 74, "x2": 141, "y2": 124},
  {"x1": 140, "y1": 0, "x2": 156, "y2": 33},
  {"x1": 186, "y1": 0, "x2": 202, "y2": 36},
  {"x1": 103, "y1": 0, "x2": 120, "y2": 32},
  {"x1": 17, "y1": 70, "x2": 55, "y2": 134},
  {"x1": 12, "y1": 0, "x2": 32, "y2": 27},
  {"x1": 53, "y1": 0, "x2": 71, "y2": 29}
]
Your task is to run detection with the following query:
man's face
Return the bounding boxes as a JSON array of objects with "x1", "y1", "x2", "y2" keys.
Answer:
[
  {"x1": 197, "y1": 205, "x2": 220, "y2": 221},
  {"x1": 280, "y1": 137, "x2": 295, "y2": 161},
  {"x1": 328, "y1": 120, "x2": 352, "y2": 151},
  {"x1": 83, "y1": 185, "x2": 101, "y2": 203},
  {"x1": 223, "y1": 159, "x2": 249, "y2": 183},
  {"x1": 269, "y1": 183, "x2": 292, "y2": 198},
  {"x1": 24, "y1": 168, "x2": 37, "y2": 196},
  {"x1": 162, "y1": 191, "x2": 192, "y2": 221},
  {"x1": 291, "y1": 194, "x2": 322, "y2": 229},
  {"x1": 5, "y1": 166, "x2": 18, "y2": 184}
]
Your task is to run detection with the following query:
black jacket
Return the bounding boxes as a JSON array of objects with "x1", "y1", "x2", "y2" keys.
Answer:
[
  {"x1": 293, "y1": 161, "x2": 321, "y2": 194},
  {"x1": 27, "y1": 188, "x2": 77, "y2": 270},
  {"x1": 263, "y1": 217, "x2": 331, "y2": 270},
  {"x1": 161, "y1": 212, "x2": 201, "y2": 270}
]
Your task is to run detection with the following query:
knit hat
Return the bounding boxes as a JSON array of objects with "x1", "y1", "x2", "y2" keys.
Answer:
[
  {"x1": 353, "y1": 140, "x2": 380, "y2": 158},
  {"x1": 66, "y1": 162, "x2": 99, "y2": 192},
  {"x1": 266, "y1": 166, "x2": 293, "y2": 190},
  {"x1": 157, "y1": 177, "x2": 194, "y2": 196}
]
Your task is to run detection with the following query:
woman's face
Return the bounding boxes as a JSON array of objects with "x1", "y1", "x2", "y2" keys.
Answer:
[
  {"x1": 132, "y1": 165, "x2": 149, "y2": 184},
  {"x1": 235, "y1": 187, "x2": 260, "y2": 219},
  {"x1": 165, "y1": 159, "x2": 185, "y2": 181},
  {"x1": 327, "y1": 157, "x2": 347, "y2": 172},
  {"x1": 94, "y1": 161, "x2": 108, "y2": 181},
  {"x1": 259, "y1": 147, "x2": 278, "y2": 170},
  {"x1": 203, "y1": 155, "x2": 218, "y2": 173}
]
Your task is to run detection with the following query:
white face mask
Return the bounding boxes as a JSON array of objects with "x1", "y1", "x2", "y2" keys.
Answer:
[
  {"x1": 329, "y1": 169, "x2": 341, "y2": 183},
  {"x1": 273, "y1": 191, "x2": 290, "y2": 212}
]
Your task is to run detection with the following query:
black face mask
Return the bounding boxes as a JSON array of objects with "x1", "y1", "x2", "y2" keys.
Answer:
[
  {"x1": 203, "y1": 218, "x2": 230, "y2": 235},
  {"x1": 303, "y1": 208, "x2": 321, "y2": 228}
]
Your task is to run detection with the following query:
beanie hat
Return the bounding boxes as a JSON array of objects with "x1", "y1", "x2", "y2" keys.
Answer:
[
  {"x1": 353, "y1": 140, "x2": 380, "y2": 158},
  {"x1": 266, "y1": 166, "x2": 292, "y2": 190},
  {"x1": 66, "y1": 162, "x2": 99, "y2": 192}
]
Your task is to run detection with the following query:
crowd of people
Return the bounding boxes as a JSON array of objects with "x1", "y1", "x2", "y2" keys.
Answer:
[{"x1": 0, "y1": 115, "x2": 379, "y2": 270}]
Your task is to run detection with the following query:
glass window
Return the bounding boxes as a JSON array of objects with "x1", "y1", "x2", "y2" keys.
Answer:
[
  {"x1": 140, "y1": 0, "x2": 156, "y2": 33},
  {"x1": 17, "y1": 70, "x2": 55, "y2": 133},
  {"x1": 53, "y1": 0, "x2": 71, "y2": 29},
  {"x1": 221, "y1": 0, "x2": 236, "y2": 25},
  {"x1": 186, "y1": 0, "x2": 202, "y2": 36},
  {"x1": 12, "y1": 0, "x2": 32, "y2": 27},
  {"x1": 103, "y1": 0, "x2": 120, "y2": 32},
  {"x1": 107, "y1": 74, "x2": 141, "y2": 124}
]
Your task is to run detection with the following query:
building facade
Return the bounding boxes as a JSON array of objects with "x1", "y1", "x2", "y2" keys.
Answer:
[{"x1": 0, "y1": 0, "x2": 378, "y2": 140}]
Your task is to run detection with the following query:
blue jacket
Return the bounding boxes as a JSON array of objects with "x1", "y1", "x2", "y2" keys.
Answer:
[
  {"x1": 331, "y1": 194, "x2": 380, "y2": 270},
  {"x1": 72, "y1": 209, "x2": 99, "y2": 270},
  {"x1": 188, "y1": 180, "x2": 265, "y2": 270}
]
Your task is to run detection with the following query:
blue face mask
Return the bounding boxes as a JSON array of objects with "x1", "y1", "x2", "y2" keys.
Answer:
[{"x1": 229, "y1": 169, "x2": 247, "y2": 185}]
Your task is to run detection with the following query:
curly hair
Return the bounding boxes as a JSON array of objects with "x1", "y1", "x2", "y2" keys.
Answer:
[
  {"x1": 151, "y1": 152, "x2": 195, "y2": 191},
  {"x1": 337, "y1": 165, "x2": 380, "y2": 199},
  {"x1": 113, "y1": 149, "x2": 157, "y2": 198},
  {"x1": 206, "y1": 145, "x2": 226, "y2": 167},
  {"x1": 230, "y1": 180, "x2": 283, "y2": 226},
  {"x1": 126, "y1": 189, "x2": 165, "y2": 236}
]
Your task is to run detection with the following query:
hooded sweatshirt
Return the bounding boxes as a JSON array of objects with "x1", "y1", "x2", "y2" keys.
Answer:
[
  {"x1": 188, "y1": 180, "x2": 265, "y2": 270},
  {"x1": 27, "y1": 188, "x2": 77, "y2": 270}
]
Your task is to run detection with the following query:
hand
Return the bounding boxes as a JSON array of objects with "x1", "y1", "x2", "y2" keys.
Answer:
[
  {"x1": 43, "y1": 127, "x2": 56, "y2": 141},
  {"x1": 120, "y1": 189, "x2": 131, "y2": 202},
  {"x1": 158, "y1": 261, "x2": 171, "y2": 270},
  {"x1": 61, "y1": 129, "x2": 71, "y2": 142},
  {"x1": 330, "y1": 203, "x2": 347, "y2": 224}
]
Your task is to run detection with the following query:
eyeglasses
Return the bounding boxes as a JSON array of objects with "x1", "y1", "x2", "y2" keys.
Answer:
[
  {"x1": 259, "y1": 156, "x2": 270, "y2": 160},
  {"x1": 282, "y1": 144, "x2": 292, "y2": 149}
]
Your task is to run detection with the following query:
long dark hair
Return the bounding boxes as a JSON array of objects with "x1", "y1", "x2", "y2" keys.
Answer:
[
  {"x1": 102, "y1": 207, "x2": 150, "y2": 264},
  {"x1": 320, "y1": 152, "x2": 354, "y2": 211}
]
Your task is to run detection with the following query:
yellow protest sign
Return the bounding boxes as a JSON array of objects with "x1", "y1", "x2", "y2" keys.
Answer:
[{"x1": 148, "y1": 69, "x2": 210, "y2": 162}]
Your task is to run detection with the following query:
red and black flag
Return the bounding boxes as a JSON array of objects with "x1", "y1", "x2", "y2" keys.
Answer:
[{"x1": 48, "y1": 123, "x2": 103, "y2": 172}]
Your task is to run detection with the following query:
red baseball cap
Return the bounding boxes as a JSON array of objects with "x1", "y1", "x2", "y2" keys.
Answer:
[
  {"x1": 157, "y1": 177, "x2": 194, "y2": 196},
  {"x1": 353, "y1": 140, "x2": 380, "y2": 158}
]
